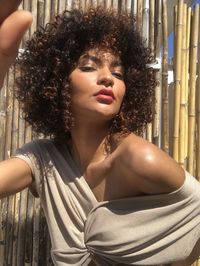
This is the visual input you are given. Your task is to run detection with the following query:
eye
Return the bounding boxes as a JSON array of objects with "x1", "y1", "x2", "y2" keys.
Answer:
[
  {"x1": 112, "y1": 72, "x2": 124, "y2": 80},
  {"x1": 79, "y1": 66, "x2": 96, "y2": 72}
]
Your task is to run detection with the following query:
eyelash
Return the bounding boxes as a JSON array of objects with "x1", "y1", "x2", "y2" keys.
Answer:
[
  {"x1": 79, "y1": 66, "x2": 95, "y2": 72},
  {"x1": 112, "y1": 72, "x2": 124, "y2": 80},
  {"x1": 79, "y1": 66, "x2": 124, "y2": 80}
]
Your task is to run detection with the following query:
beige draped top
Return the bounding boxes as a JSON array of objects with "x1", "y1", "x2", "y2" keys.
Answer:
[{"x1": 14, "y1": 139, "x2": 200, "y2": 265}]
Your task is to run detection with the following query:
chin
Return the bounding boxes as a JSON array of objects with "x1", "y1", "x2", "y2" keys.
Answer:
[{"x1": 94, "y1": 110, "x2": 118, "y2": 121}]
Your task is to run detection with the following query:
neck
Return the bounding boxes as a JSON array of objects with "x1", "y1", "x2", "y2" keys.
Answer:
[{"x1": 69, "y1": 120, "x2": 111, "y2": 173}]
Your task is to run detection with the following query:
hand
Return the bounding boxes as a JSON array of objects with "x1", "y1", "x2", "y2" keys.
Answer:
[{"x1": 0, "y1": 0, "x2": 33, "y2": 88}]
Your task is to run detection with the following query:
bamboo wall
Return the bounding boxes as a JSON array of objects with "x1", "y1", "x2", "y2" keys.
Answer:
[{"x1": 0, "y1": 0, "x2": 200, "y2": 265}]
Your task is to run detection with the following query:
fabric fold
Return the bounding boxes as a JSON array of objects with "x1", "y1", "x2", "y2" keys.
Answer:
[{"x1": 13, "y1": 139, "x2": 200, "y2": 265}]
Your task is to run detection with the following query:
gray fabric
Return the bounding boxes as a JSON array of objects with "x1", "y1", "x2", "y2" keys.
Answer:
[{"x1": 14, "y1": 139, "x2": 200, "y2": 265}]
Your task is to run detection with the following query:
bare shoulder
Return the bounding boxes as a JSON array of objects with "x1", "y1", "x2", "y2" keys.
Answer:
[{"x1": 113, "y1": 133, "x2": 185, "y2": 194}]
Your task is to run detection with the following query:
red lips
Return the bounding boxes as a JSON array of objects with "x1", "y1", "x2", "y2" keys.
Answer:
[
  {"x1": 95, "y1": 88, "x2": 115, "y2": 99},
  {"x1": 94, "y1": 88, "x2": 115, "y2": 103}
]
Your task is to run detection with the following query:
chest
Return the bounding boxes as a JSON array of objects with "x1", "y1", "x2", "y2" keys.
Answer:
[{"x1": 83, "y1": 155, "x2": 142, "y2": 202}]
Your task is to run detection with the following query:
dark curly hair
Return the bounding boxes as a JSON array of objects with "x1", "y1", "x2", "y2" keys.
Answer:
[{"x1": 15, "y1": 6, "x2": 156, "y2": 142}]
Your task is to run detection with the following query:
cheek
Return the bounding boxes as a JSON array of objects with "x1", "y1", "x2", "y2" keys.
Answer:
[
  {"x1": 70, "y1": 75, "x2": 96, "y2": 97},
  {"x1": 117, "y1": 83, "x2": 126, "y2": 102}
]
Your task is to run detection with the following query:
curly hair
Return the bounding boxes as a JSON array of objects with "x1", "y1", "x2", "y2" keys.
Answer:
[{"x1": 15, "y1": 6, "x2": 156, "y2": 142}]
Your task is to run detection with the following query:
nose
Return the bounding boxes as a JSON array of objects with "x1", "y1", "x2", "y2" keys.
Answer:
[{"x1": 97, "y1": 66, "x2": 114, "y2": 87}]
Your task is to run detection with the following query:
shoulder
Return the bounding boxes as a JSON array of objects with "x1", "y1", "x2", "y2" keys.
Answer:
[
  {"x1": 113, "y1": 133, "x2": 185, "y2": 194},
  {"x1": 16, "y1": 138, "x2": 53, "y2": 153}
]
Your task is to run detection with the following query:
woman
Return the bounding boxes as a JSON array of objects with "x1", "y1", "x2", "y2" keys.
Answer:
[{"x1": 0, "y1": 1, "x2": 200, "y2": 265}]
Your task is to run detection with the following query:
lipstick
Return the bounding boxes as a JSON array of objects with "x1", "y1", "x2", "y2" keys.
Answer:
[{"x1": 95, "y1": 88, "x2": 115, "y2": 103}]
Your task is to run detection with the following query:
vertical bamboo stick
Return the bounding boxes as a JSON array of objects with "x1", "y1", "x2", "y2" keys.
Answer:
[
  {"x1": 32, "y1": 198, "x2": 41, "y2": 266},
  {"x1": 149, "y1": 0, "x2": 155, "y2": 73},
  {"x1": 50, "y1": 0, "x2": 59, "y2": 20},
  {"x1": 188, "y1": 4, "x2": 199, "y2": 175},
  {"x1": 0, "y1": 38, "x2": 7, "y2": 265},
  {"x1": 137, "y1": 0, "x2": 143, "y2": 32},
  {"x1": 11, "y1": 70, "x2": 21, "y2": 266},
  {"x1": 30, "y1": 0, "x2": 38, "y2": 35},
  {"x1": 161, "y1": 0, "x2": 169, "y2": 153},
  {"x1": 0, "y1": 73, "x2": 9, "y2": 265},
  {"x1": 143, "y1": 0, "x2": 152, "y2": 143},
  {"x1": 173, "y1": 5, "x2": 177, "y2": 75},
  {"x1": 112, "y1": 0, "x2": 118, "y2": 10},
  {"x1": 105, "y1": 0, "x2": 112, "y2": 9},
  {"x1": 173, "y1": 0, "x2": 183, "y2": 162},
  {"x1": 142, "y1": 0, "x2": 149, "y2": 42},
  {"x1": 126, "y1": 0, "x2": 132, "y2": 13},
  {"x1": 58, "y1": 0, "x2": 66, "y2": 14},
  {"x1": 146, "y1": 0, "x2": 155, "y2": 142},
  {"x1": 37, "y1": 0, "x2": 44, "y2": 27},
  {"x1": 120, "y1": 0, "x2": 126, "y2": 13},
  {"x1": 133, "y1": 0, "x2": 137, "y2": 16},
  {"x1": 153, "y1": 0, "x2": 162, "y2": 146},
  {"x1": 4, "y1": 66, "x2": 15, "y2": 265},
  {"x1": 44, "y1": 0, "x2": 51, "y2": 25},
  {"x1": 197, "y1": 9, "x2": 200, "y2": 182},
  {"x1": 184, "y1": 7, "x2": 191, "y2": 166},
  {"x1": 178, "y1": 4, "x2": 187, "y2": 167}
]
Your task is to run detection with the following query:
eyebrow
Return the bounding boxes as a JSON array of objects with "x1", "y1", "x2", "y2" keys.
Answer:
[{"x1": 79, "y1": 53, "x2": 123, "y2": 68}]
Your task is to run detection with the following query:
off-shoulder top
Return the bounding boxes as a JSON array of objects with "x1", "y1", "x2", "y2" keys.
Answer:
[{"x1": 14, "y1": 139, "x2": 200, "y2": 266}]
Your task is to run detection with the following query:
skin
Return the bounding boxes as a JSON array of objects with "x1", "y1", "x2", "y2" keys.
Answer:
[{"x1": 0, "y1": 1, "x2": 199, "y2": 265}]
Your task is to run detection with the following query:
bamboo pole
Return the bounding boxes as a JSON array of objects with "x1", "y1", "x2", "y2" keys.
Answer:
[
  {"x1": 11, "y1": 69, "x2": 21, "y2": 266},
  {"x1": 37, "y1": 0, "x2": 44, "y2": 27},
  {"x1": 44, "y1": 0, "x2": 52, "y2": 26},
  {"x1": 173, "y1": 5, "x2": 177, "y2": 75},
  {"x1": 161, "y1": 0, "x2": 169, "y2": 153},
  {"x1": 126, "y1": 0, "x2": 132, "y2": 13},
  {"x1": 143, "y1": 0, "x2": 152, "y2": 143},
  {"x1": 133, "y1": 0, "x2": 137, "y2": 16},
  {"x1": 0, "y1": 39, "x2": 7, "y2": 264},
  {"x1": 50, "y1": 0, "x2": 59, "y2": 20},
  {"x1": 112, "y1": 0, "x2": 118, "y2": 10},
  {"x1": 172, "y1": 0, "x2": 183, "y2": 162},
  {"x1": 146, "y1": 0, "x2": 155, "y2": 142},
  {"x1": 137, "y1": 0, "x2": 143, "y2": 33},
  {"x1": 188, "y1": 4, "x2": 199, "y2": 175},
  {"x1": 197, "y1": 9, "x2": 200, "y2": 182},
  {"x1": 142, "y1": 0, "x2": 149, "y2": 44},
  {"x1": 58, "y1": 0, "x2": 66, "y2": 14},
  {"x1": 153, "y1": 0, "x2": 162, "y2": 146},
  {"x1": 149, "y1": 0, "x2": 155, "y2": 64},
  {"x1": 4, "y1": 63, "x2": 16, "y2": 265},
  {"x1": 0, "y1": 73, "x2": 9, "y2": 264},
  {"x1": 184, "y1": 6, "x2": 191, "y2": 166},
  {"x1": 178, "y1": 4, "x2": 187, "y2": 167}
]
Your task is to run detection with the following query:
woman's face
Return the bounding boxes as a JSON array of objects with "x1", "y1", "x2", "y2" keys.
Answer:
[{"x1": 69, "y1": 48, "x2": 126, "y2": 123}]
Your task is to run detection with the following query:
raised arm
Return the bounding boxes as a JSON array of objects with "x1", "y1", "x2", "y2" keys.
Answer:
[
  {"x1": 0, "y1": 0, "x2": 32, "y2": 87},
  {"x1": 0, "y1": 0, "x2": 33, "y2": 198}
]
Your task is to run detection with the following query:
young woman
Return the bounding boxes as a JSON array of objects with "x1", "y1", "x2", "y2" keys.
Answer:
[{"x1": 0, "y1": 1, "x2": 200, "y2": 265}]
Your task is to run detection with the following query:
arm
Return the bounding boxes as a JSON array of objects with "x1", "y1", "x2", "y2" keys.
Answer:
[
  {"x1": 0, "y1": 0, "x2": 33, "y2": 198},
  {"x1": 0, "y1": 158, "x2": 33, "y2": 199},
  {"x1": 0, "y1": 0, "x2": 32, "y2": 88}
]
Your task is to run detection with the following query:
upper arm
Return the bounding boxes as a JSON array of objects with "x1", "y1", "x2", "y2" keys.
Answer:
[
  {"x1": 119, "y1": 134, "x2": 185, "y2": 194},
  {"x1": 0, "y1": 157, "x2": 33, "y2": 198}
]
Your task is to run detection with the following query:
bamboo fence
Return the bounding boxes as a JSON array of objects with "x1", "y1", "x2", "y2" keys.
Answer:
[{"x1": 0, "y1": 0, "x2": 200, "y2": 265}]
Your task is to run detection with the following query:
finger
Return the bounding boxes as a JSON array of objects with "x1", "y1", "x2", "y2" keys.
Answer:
[
  {"x1": 0, "y1": 0, "x2": 22, "y2": 24},
  {"x1": 0, "y1": 10, "x2": 33, "y2": 56}
]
